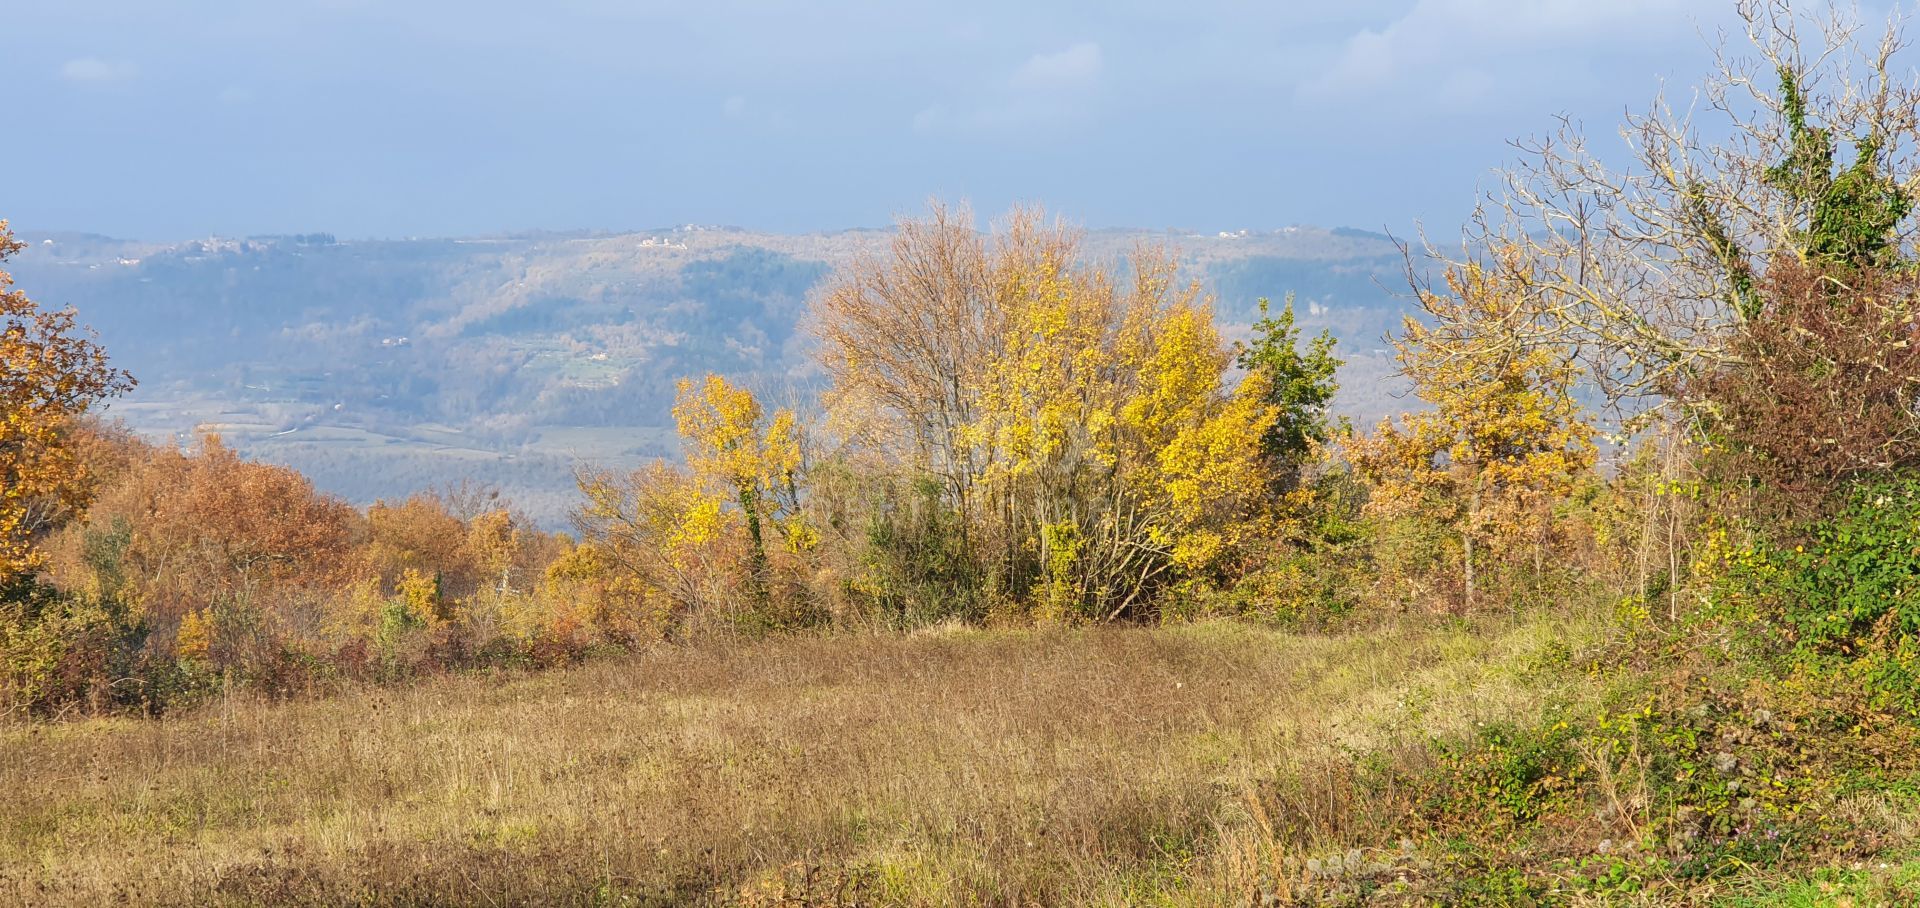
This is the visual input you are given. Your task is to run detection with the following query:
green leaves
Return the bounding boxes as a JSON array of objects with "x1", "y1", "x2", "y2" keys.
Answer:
[
  {"x1": 1234, "y1": 294, "x2": 1342, "y2": 494},
  {"x1": 1762, "y1": 67, "x2": 1913, "y2": 273}
]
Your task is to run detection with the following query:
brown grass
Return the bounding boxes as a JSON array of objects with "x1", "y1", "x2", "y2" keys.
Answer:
[{"x1": 0, "y1": 617, "x2": 1594, "y2": 906}]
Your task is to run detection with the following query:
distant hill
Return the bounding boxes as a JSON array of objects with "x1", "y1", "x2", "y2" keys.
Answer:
[{"x1": 11, "y1": 225, "x2": 1414, "y2": 526}]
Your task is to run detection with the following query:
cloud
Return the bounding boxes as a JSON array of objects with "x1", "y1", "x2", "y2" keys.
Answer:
[
  {"x1": 60, "y1": 57, "x2": 138, "y2": 83},
  {"x1": 914, "y1": 41, "x2": 1104, "y2": 136},
  {"x1": 1299, "y1": 0, "x2": 1718, "y2": 108},
  {"x1": 1010, "y1": 41, "x2": 1103, "y2": 91},
  {"x1": 722, "y1": 95, "x2": 748, "y2": 118}
]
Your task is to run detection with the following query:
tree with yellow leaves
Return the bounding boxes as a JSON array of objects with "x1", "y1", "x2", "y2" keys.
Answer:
[
  {"x1": 571, "y1": 461, "x2": 742, "y2": 635},
  {"x1": 1112, "y1": 278, "x2": 1281, "y2": 589},
  {"x1": 672, "y1": 374, "x2": 805, "y2": 599},
  {"x1": 1, "y1": 220, "x2": 134, "y2": 585},
  {"x1": 813, "y1": 205, "x2": 1288, "y2": 621},
  {"x1": 466, "y1": 509, "x2": 523, "y2": 598},
  {"x1": 963, "y1": 241, "x2": 1281, "y2": 619},
  {"x1": 1350, "y1": 249, "x2": 1596, "y2": 611}
]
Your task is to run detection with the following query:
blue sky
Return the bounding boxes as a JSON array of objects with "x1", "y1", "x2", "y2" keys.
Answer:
[{"x1": 3, "y1": 0, "x2": 1749, "y2": 239}]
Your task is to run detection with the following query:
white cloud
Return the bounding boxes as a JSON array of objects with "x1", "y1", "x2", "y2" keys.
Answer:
[
  {"x1": 60, "y1": 57, "x2": 138, "y2": 84},
  {"x1": 722, "y1": 95, "x2": 748, "y2": 118},
  {"x1": 1299, "y1": 0, "x2": 1719, "y2": 108},
  {"x1": 1010, "y1": 41, "x2": 1103, "y2": 91}
]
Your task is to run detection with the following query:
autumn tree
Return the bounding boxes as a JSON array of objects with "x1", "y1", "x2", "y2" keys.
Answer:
[
  {"x1": 1486, "y1": 1, "x2": 1920, "y2": 418},
  {"x1": 570, "y1": 461, "x2": 740, "y2": 636},
  {"x1": 1688, "y1": 257, "x2": 1920, "y2": 522},
  {"x1": 814, "y1": 203, "x2": 1013, "y2": 530},
  {"x1": 51, "y1": 434, "x2": 359, "y2": 624},
  {"x1": 362, "y1": 493, "x2": 481, "y2": 601},
  {"x1": 467, "y1": 509, "x2": 524, "y2": 597},
  {"x1": 1351, "y1": 252, "x2": 1596, "y2": 612},
  {"x1": 814, "y1": 204, "x2": 1285, "y2": 620},
  {"x1": 0, "y1": 220, "x2": 134, "y2": 585},
  {"x1": 672, "y1": 374, "x2": 805, "y2": 599}
]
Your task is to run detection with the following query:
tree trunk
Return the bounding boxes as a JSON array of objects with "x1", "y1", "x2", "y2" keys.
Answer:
[
  {"x1": 740, "y1": 485, "x2": 769, "y2": 603},
  {"x1": 1463, "y1": 487, "x2": 1479, "y2": 614}
]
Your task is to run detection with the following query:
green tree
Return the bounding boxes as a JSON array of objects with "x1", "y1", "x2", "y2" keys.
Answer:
[{"x1": 1234, "y1": 295, "x2": 1341, "y2": 495}]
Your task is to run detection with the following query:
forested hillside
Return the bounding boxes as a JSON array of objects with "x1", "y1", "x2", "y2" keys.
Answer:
[{"x1": 10, "y1": 225, "x2": 1408, "y2": 523}]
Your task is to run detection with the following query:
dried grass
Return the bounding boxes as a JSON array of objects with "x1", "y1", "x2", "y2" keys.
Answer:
[{"x1": 0, "y1": 617, "x2": 1595, "y2": 906}]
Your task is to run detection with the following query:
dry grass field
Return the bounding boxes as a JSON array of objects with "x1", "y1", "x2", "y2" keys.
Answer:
[{"x1": 0, "y1": 618, "x2": 1592, "y2": 906}]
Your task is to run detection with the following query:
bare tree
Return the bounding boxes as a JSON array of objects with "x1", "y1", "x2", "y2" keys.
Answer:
[
  {"x1": 1472, "y1": 0, "x2": 1920, "y2": 425},
  {"x1": 812, "y1": 204, "x2": 1078, "y2": 528}
]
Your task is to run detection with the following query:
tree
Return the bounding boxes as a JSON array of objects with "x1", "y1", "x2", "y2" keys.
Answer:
[
  {"x1": 363, "y1": 493, "x2": 482, "y2": 601},
  {"x1": 571, "y1": 461, "x2": 741, "y2": 635},
  {"x1": 813, "y1": 204, "x2": 1056, "y2": 530},
  {"x1": 815, "y1": 204, "x2": 1284, "y2": 620},
  {"x1": 1485, "y1": 1, "x2": 1920, "y2": 417},
  {"x1": 1234, "y1": 295, "x2": 1342, "y2": 496},
  {"x1": 1351, "y1": 252, "x2": 1596, "y2": 612},
  {"x1": 671, "y1": 374, "x2": 804, "y2": 598},
  {"x1": 49, "y1": 434, "x2": 358, "y2": 622},
  {"x1": 0, "y1": 220, "x2": 134, "y2": 583},
  {"x1": 466, "y1": 509, "x2": 523, "y2": 597},
  {"x1": 1688, "y1": 257, "x2": 1920, "y2": 521}
]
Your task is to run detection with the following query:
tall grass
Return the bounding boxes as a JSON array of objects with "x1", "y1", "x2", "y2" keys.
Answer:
[{"x1": 0, "y1": 617, "x2": 1594, "y2": 906}]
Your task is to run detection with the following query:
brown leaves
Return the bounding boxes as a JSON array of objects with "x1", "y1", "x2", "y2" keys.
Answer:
[
  {"x1": 1687, "y1": 257, "x2": 1920, "y2": 522},
  {"x1": 50, "y1": 434, "x2": 358, "y2": 619}
]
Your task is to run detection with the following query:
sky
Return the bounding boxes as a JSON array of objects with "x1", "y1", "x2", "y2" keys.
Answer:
[{"x1": 0, "y1": 0, "x2": 1761, "y2": 240}]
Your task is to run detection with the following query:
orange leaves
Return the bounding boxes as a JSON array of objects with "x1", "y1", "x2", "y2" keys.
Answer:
[
  {"x1": 174, "y1": 609, "x2": 211, "y2": 661},
  {"x1": 49, "y1": 433, "x2": 358, "y2": 620},
  {"x1": 0, "y1": 220, "x2": 133, "y2": 580},
  {"x1": 1351, "y1": 249, "x2": 1597, "y2": 609}
]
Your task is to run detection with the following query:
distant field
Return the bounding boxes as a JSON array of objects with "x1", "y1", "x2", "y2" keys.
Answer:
[{"x1": 0, "y1": 619, "x2": 1581, "y2": 906}]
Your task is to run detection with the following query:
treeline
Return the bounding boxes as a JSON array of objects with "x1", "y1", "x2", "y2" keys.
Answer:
[{"x1": 0, "y1": 199, "x2": 1633, "y2": 719}]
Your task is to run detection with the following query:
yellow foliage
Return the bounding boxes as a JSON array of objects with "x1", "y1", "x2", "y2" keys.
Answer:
[
  {"x1": 674, "y1": 374, "x2": 772, "y2": 493},
  {"x1": 963, "y1": 246, "x2": 1281, "y2": 613},
  {"x1": 466, "y1": 509, "x2": 521, "y2": 596},
  {"x1": 395, "y1": 568, "x2": 442, "y2": 626},
  {"x1": 1350, "y1": 249, "x2": 1597, "y2": 608},
  {"x1": 573, "y1": 460, "x2": 747, "y2": 632},
  {"x1": 673, "y1": 374, "x2": 810, "y2": 576},
  {"x1": 175, "y1": 609, "x2": 211, "y2": 661},
  {"x1": 0, "y1": 221, "x2": 133, "y2": 579}
]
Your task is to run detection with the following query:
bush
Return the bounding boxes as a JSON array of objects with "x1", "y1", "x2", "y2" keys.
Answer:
[
  {"x1": 1429, "y1": 714, "x2": 1586, "y2": 830},
  {"x1": 849, "y1": 474, "x2": 984, "y2": 629},
  {"x1": 1690, "y1": 259, "x2": 1920, "y2": 523},
  {"x1": 0, "y1": 576, "x2": 151, "y2": 717},
  {"x1": 1717, "y1": 475, "x2": 1920, "y2": 713}
]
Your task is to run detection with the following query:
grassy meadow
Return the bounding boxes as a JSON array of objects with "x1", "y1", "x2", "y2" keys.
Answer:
[{"x1": 1, "y1": 618, "x2": 1596, "y2": 906}]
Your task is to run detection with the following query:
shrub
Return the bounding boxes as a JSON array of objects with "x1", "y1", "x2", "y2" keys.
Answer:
[
  {"x1": 0, "y1": 576, "x2": 149, "y2": 717},
  {"x1": 1689, "y1": 259, "x2": 1920, "y2": 523},
  {"x1": 1430, "y1": 714, "x2": 1586, "y2": 830},
  {"x1": 1717, "y1": 475, "x2": 1920, "y2": 714}
]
